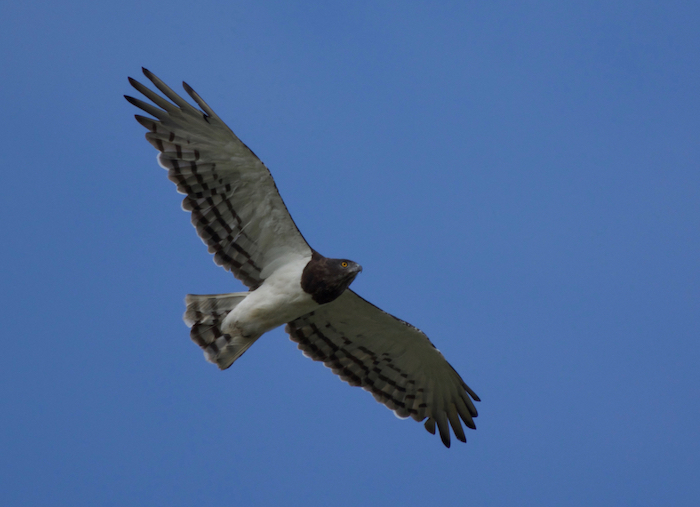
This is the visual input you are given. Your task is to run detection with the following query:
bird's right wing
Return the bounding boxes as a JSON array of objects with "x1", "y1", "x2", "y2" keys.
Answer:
[{"x1": 126, "y1": 68, "x2": 312, "y2": 288}]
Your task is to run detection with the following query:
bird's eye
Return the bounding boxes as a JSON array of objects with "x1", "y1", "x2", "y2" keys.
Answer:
[{"x1": 341, "y1": 261, "x2": 348, "y2": 267}]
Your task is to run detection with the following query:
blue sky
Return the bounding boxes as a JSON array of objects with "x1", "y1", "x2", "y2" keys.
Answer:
[{"x1": 1, "y1": 1, "x2": 699, "y2": 505}]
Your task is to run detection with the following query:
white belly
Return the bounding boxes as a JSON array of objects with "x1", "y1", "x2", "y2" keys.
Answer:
[{"x1": 221, "y1": 255, "x2": 317, "y2": 338}]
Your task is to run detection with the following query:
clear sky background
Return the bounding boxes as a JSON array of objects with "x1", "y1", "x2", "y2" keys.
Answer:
[{"x1": 1, "y1": 1, "x2": 698, "y2": 505}]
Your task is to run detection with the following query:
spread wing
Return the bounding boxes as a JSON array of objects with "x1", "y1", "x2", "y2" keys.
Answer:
[
  {"x1": 126, "y1": 68, "x2": 311, "y2": 288},
  {"x1": 286, "y1": 290, "x2": 480, "y2": 447}
]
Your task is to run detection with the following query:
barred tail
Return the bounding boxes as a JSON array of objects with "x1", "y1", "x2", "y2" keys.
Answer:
[{"x1": 184, "y1": 293, "x2": 255, "y2": 369}]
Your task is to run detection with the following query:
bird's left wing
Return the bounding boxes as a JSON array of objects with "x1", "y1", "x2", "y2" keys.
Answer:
[
  {"x1": 125, "y1": 69, "x2": 311, "y2": 288},
  {"x1": 286, "y1": 290, "x2": 480, "y2": 447}
]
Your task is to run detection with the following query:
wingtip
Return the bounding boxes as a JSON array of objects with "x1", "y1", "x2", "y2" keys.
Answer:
[
  {"x1": 134, "y1": 114, "x2": 157, "y2": 131},
  {"x1": 466, "y1": 384, "x2": 481, "y2": 403}
]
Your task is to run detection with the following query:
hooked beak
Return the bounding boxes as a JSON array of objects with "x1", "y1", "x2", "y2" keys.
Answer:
[{"x1": 347, "y1": 263, "x2": 362, "y2": 283}]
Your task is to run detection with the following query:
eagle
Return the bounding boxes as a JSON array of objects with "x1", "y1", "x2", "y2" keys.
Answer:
[{"x1": 125, "y1": 69, "x2": 480, "y2": 447}]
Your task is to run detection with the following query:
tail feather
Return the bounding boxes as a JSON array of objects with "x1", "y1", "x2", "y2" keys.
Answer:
[{"x1": 184, "y1": 293, "x2": 256, "y2": 369}]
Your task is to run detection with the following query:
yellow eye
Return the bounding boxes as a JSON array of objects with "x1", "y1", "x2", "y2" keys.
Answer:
[{"x1": 341, "y1": 261, "x2": 348, "y2": 267}]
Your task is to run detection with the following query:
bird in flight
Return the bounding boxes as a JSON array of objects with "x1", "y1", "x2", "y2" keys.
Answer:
[{"x1": 125, "y1": 68, "x2": 480, "y2": 447}]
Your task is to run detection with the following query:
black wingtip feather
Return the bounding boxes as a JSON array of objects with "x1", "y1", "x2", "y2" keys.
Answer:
[
  {"x1": 182, "y1": 81, "x2": 194, "y2": 94},
  {"x1": 134, "y1": 115, "x2": 157, "y2": 131}
]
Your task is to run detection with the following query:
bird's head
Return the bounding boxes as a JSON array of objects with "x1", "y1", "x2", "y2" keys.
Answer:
[
  {"x1": 301, "y1": 252, "x2": 363, "y2": 304},
  {"x1": 333, "y1": 258, "x2": 363, "y2": 284}
]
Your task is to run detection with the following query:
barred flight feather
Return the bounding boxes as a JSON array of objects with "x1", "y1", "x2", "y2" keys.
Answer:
[
  {"x1": 184, "y1": 293, "x2": 258, "y2": 369},
  {"x1": 287, "y1": 290, "x2": 479, "y2": 448},
  {"x1": 126, "y1": 68, "x2": 311, "y2": 289}
]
